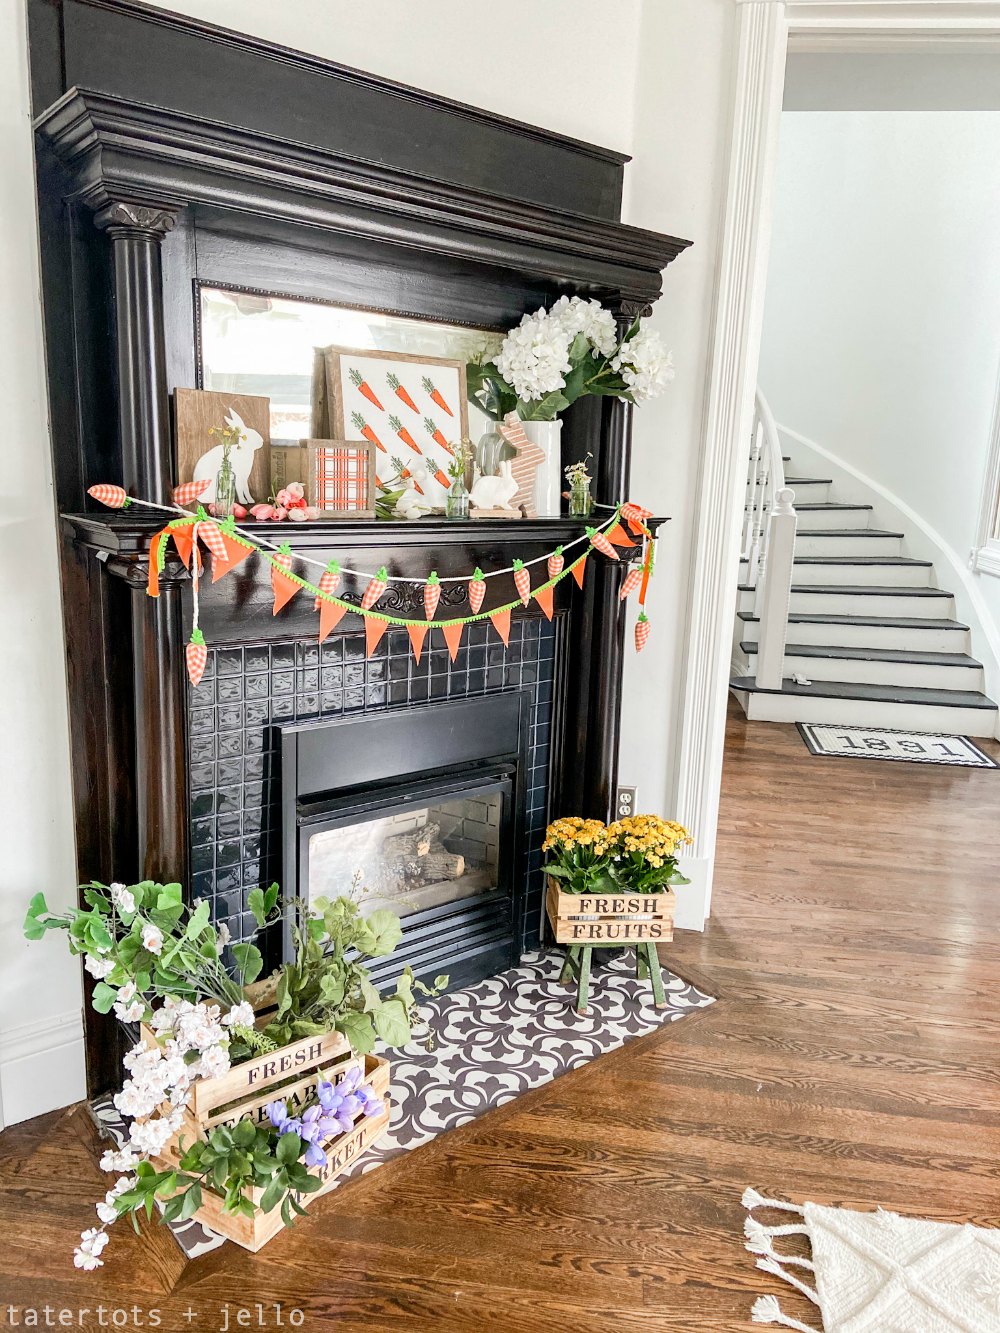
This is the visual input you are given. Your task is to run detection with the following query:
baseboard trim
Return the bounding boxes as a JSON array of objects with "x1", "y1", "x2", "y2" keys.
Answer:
[{"x1": 0, "y1": 1009, "x2": 86, "y2": 1128}]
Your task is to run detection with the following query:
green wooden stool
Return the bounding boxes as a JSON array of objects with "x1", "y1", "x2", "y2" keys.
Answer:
[{"x1": 558, "y1": 940, "x2": 669, "y2": 1015}]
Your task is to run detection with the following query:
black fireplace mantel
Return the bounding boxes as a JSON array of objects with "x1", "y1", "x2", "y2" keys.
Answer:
[{"x1": 29, "y1": 0, "x2": 690, "y2": 1093}]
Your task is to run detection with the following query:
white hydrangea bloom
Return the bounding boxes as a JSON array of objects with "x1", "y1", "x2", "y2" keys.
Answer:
[
  {"x1": 548, "y1": 295, "x2": 618, "y2": 358},
  {"x1": 223, "y1": 1001, "x2": 255, "y2": 1029},
  {"x1": 495, "y1": 306, "x2": 573, "y2": 403},
  {"x1": 194, "y1": 1043, "x2": 232, "y2": 1080},
  {"x1": 611, "y1": 329, "x2": 675, "y2": 403}
]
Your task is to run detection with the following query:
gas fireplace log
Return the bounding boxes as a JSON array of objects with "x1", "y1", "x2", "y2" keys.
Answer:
[
  {"x1": 420, "y1": 851, "x2": 465, "y2": 881},
  {"x1": 382, "y1": 822, "x2": 440, "y2": 864}
]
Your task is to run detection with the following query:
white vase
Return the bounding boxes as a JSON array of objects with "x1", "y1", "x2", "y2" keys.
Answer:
[{"x1": 522, "y1": 419, "x2": 563, "y2": 518}]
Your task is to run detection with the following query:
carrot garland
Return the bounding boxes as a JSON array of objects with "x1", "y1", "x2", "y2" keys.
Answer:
[
  {"x1": 351, "y1": 412, "x2": 387, "y2": 453},
  {"x1": 513, "y1": 559, "x2": 531, "y2": 607},
  {"x1": 421, "y1": 376, "x2": 453, "y2": 417},
  {"x1": 186, "y1": 628, "x2": 208, "y2": 687},
  {"x1": 314, "y1": 559, "x2": 340, "y2": 610},
  {"x1": 634, "y1": 613, "x2": 650, "y2": 653},
  {"x1": 388, "y1": 414, "x2": 424, "y2": 455},
  {"x1": 387, "y1": 373, "x2": 420, "y2": 414},
  {"x1": 619, "y1": 567, "x2": 642, "y2": 601},
  {"x1": 424, "y1": 571, "x2": 441, "y2": 621},
  {"x1": 588, "y1": 526, "x2": 620, "y2": 561},
  {"x1": 547, "y1": 547, "x2": 564, "y2": 580},
  {"x1": 349, "y1": 367, "x2": 385, "y2": 412},
  {"x1": 87, "y1": 484, "x2": 129, "y2": 509},
  {"x1": 361, "y1": 566, "x2": 388, "y2": 610},
  {"x1": 468, "y1": 567, "x2": 486, "y2": 614}
]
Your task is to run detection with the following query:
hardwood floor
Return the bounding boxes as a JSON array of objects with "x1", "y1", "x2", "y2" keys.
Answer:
[{"x1": 3, "y1": 699, "x2": 999, "y2": 1330}]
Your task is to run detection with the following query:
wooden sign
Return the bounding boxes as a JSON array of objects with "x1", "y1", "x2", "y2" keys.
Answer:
[
  {"x1": 546, "y1": 879, "x2": 675, "y2": 946},
  {"x1": 305, "y1": 439, "x2": 377, "y2": 517},
  {"x1": 174, "y1": 388, "x2": 271, "y2": 505}
]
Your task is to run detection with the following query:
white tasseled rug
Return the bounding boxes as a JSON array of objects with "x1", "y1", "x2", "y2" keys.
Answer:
[{"x1": 743, "y1": 1189, "x2": 1000, "y2": 1332}]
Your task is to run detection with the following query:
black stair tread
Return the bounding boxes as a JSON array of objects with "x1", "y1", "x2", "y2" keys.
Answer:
[
  {"x1": 730, "y1": 676, "x2": 997, "y2": 709},
  {"x1": 738, "y1": 584, "x2": 951, "y2": 597},
  {"x1": 794, "y1": 502, "x2": 874, "y2": 511},
  {"x1": 784, "y1": 476, "x2": 832, "y2": 485},
  {"x1": 737, "y1": 611, "x2": 970, "y2": 630},
  {"x1": 792, "y1": 556, "x2": 931, "y2": 567},
  {"x1": 801, "y1": 528, "x2": 904, "y2": 538},
  {"x1": 740, "y1": 642, "x2": 983, "y2": 668}
]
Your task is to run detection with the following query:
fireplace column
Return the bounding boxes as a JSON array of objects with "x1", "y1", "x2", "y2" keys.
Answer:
[{"x1": 94, "y1": 200, "x2": 189, "y2": 884}]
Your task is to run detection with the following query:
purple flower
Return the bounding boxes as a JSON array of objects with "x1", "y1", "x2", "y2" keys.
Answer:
[
  {"x1": 363, "y1": 1097, "x2": 385, "y2": 1118},
  {"x1": 303, "y1": 1141, "x2": 326, "y2": 1169},
  {"x1": 334, "y1": 1110, "x2": 354, "y2": 1134},
  {"x1": 340, "y1": 1067, "x2": 363, "y2": 1094},
  {"x1": 357, "y1": 1083, "x2": 376, "y2": 1105},
  {"x1": 340, "y1": 1094, "x2": 362, "y2": 1118},
  {"x1": 299, "y1": 1106, "x2": 324, "y2": 1143},
  {"x1": 318, "y1": 1085, "x2": 343, "y2": 1113},
  {"x1": 265, "y1": 1100, "x2": 288, "y2": 1129}
]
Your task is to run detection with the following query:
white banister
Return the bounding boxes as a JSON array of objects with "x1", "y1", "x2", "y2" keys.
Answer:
[{"x1": 742, "y1": 391, "x2": 796, "y2": 688}]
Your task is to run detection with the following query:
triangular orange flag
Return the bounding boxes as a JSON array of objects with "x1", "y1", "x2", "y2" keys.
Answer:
[
  {"x1": 489, "y1": 608, "x2": 512, "y2": 646},
  {"x1": 318, "y1": 598, "x2": 347, "y2": 644},
  {"x1": 211, "y1": 533, "x2": 254, "y2": 583},
  {"x1": 272, "y1": 568, "x2": 300, "y2": 616},
  {"x1": 365, "y1": 615, "x2": 389, "y2": 657},
  {"x1": 570, "y1": 555, "x2": 588, "y2": 589},
  {"x1": 442, "y1": 621, "x2": 464, "y2": 662},
  {"x1": 170, "y1": 525, "x2": 202, "y2": 573},
  {"x1": 146, "y1": 528, "x2": 169, "y2": 598},
  {"x1": 407, "y1": 622, "x2": 428, "y2": 664},
  {"x1": 606, "y1": 522, "x2": 636, "y2": 549},
  {"x1": 534, "y1": 585, "x2": 554, "y2": 621}
]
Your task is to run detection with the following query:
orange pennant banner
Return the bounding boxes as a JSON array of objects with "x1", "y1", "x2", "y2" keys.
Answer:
[
  {"x1": 534, "y1": 584, "x2": 555, "y2": 621},
  {"x1": 318, "y1": 598, "x2": 347, "y2": 644},
  {"x1": 271, "y1": 568, "x2": 300, "y2": 616},
  {"x1": 606, "y1": 522, "x2": 636, "y2": 549},
  {"x1": 147, "y1": 528, "x2": 169, "y2": 598},
  {"x1": 211, "y1": 534, "x2": 253, "y2": 583},
  {"x1": 570, "y1": 555, "x2": 588, "y2": 589},
  {"x1": 442, "y1": 621, "x2": 464, "y2": 662},
  {"x1": 489, "y1": 608, "x2": 512, "y2": 646},
  {"x1": 170, "y1": 526, "x2": 202, "y2": 573},
  {"x1": 407, "y1": 622, "x2": 429, "y2": 664},
  {"x1": 365, "y1": 616, "x2": 389, "y2": 657}
]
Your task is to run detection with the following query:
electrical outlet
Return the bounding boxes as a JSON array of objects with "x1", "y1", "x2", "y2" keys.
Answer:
[{"x1": 615, "y1": 785, "x2": 637, "y2": 819}]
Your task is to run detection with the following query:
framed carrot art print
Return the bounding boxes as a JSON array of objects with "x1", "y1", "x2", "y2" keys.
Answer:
[{"x1": 312, "y1": 347, "x2": 469, "y2": 507}]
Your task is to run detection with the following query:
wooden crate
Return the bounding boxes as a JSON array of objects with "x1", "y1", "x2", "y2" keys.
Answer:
[
  {"x1": 153, "y1": 1050, "x2": 391, "y2": 1253},
  {"x1": 545, "y1": 878, "x2": 675, "y2": 945}
]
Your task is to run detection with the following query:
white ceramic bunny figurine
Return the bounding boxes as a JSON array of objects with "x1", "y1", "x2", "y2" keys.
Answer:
[
  {"x1": 192, "y1": 408, "x2": 264, "y2": 504},
  {"x1": 469, "y1": 460, "x2": 518, "y2": 512}
]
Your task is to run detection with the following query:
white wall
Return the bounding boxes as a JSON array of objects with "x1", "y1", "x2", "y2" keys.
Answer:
[
  {"x1": 0, "y1": 0, "x2": 85, "y2": 1127},
  {"x1": 759, "y1": 111, "x2": 1000, "y2": 656}
]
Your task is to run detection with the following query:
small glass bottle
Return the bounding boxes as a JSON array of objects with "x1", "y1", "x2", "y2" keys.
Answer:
[
  {"x1": 568, "y1": 474, "x2": 592, "y2": 518},
  {"x1": 476, "y1": 426, "x2": 505, "y2": 478},
  {"x1": 214, "y1": 442, "x2": 237, "y2": 519},
  {"x1": 446, "y1": 476, "x2": 470, "y2": 520}
]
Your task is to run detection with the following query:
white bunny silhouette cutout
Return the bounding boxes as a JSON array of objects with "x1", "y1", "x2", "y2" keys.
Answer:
[{"x1": 192, "y1": 408, "x2": 263, "y2": 504}]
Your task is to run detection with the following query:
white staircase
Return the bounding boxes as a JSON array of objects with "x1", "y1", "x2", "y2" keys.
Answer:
[{"x1": 731, "y1": 395, "x2": 998, "y2": 737}]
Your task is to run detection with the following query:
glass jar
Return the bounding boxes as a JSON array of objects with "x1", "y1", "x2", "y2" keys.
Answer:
[
  {"x1": 214, "y1": 445, "x2": 237, "y2": 519},
  {"x1": 445, "y1": 476, "x2": 470, "y2": 520},
  {"x1": 475, "y1": 426, "x2": 505, "y2": 478},
  {"x1": 568, "y1": 476, "x2": 593, "y2": 518}
]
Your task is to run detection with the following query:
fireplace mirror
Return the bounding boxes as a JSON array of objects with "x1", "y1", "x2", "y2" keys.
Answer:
[{"x1": 197, "y1": 283, "x2": 500, "y2": 446}]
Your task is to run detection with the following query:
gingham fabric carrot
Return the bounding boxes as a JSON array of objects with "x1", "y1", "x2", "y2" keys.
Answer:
[
  {"x1": 634, "y1": 612, "x2": 650, "y2": 652},
  {"x1": 314, "y1": 560, "x2": 340, "y2": 610},
  {"x1": 186, "y1": 628, "x2": 208, "y2": 686},
  {"x1": 547, "y1": 546, "x2": 564, "y2": 580},
  {"x1": 172, "y1": 479, "x2": 211, "y2": 506},
  {"x1": 619, "y1": 567, "x2": 642, "y2": 601},
  {"x1": 361, "y1": 566, "x2": 388, "y2": 610},
  {"x1": 197, "y1": 520, "x2": 228, "y2": 564},
  {"x1": 588, "y1": 526, "x2": 620, "y2": 560},
  {"x1": 468, "y1": 567, "x2": 486, "y2": 614},
  {"x1": 87, "y1": 484, "x2": 128, "y2": 509},
  {"x1": 621, "y1": 501, "x2": 654, "y2": 535},
  {"x1": 424, "y1": 571, "x2": 441, "y2": 621},
  {"x1": 513, "y1": 559, "x2": 531, "y2": 607}
]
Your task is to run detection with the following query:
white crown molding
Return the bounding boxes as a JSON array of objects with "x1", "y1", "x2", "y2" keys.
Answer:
[{"x1": 673, "y1": 0, "x2": 788, "y2": 921}]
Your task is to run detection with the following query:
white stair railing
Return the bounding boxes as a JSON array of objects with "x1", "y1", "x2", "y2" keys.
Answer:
[{"x1": 743, "y1": 391, "x2": 796, "y2": 690}]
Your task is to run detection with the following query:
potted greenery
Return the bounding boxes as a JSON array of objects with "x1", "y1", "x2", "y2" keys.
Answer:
[{"x1": 24, "y1": 881, "x2": 444, "y2": 1262}]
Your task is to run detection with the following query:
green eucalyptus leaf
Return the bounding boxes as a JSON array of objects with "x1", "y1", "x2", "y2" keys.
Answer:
[
  {"x1": 337, "y1": 1010, "x2": 376, "y2": 1055},
  {"x1": 372, "y1": 997, "x2": 410, "y2": 1049}
]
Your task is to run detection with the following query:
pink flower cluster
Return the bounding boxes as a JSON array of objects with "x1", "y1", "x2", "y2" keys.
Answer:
[{"x1": 250, "y1": 482, "x2": 319, "y2": 523}]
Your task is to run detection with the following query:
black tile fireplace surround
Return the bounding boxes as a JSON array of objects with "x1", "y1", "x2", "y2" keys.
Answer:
[
  {"x1": 29, "y1": 0, "x2": 688, "y2": 1090},
  {"x1": 190, "y1": 624, "x2": 556, "y2": 989}
]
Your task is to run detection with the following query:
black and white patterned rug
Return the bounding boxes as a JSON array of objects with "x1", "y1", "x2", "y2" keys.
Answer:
[
  {"x1": 797, "y1": 722, "x2": 998, "y2": 768},
  {"x1": 94, "y1": 948, "x2": 712, "y2": 1257}
]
